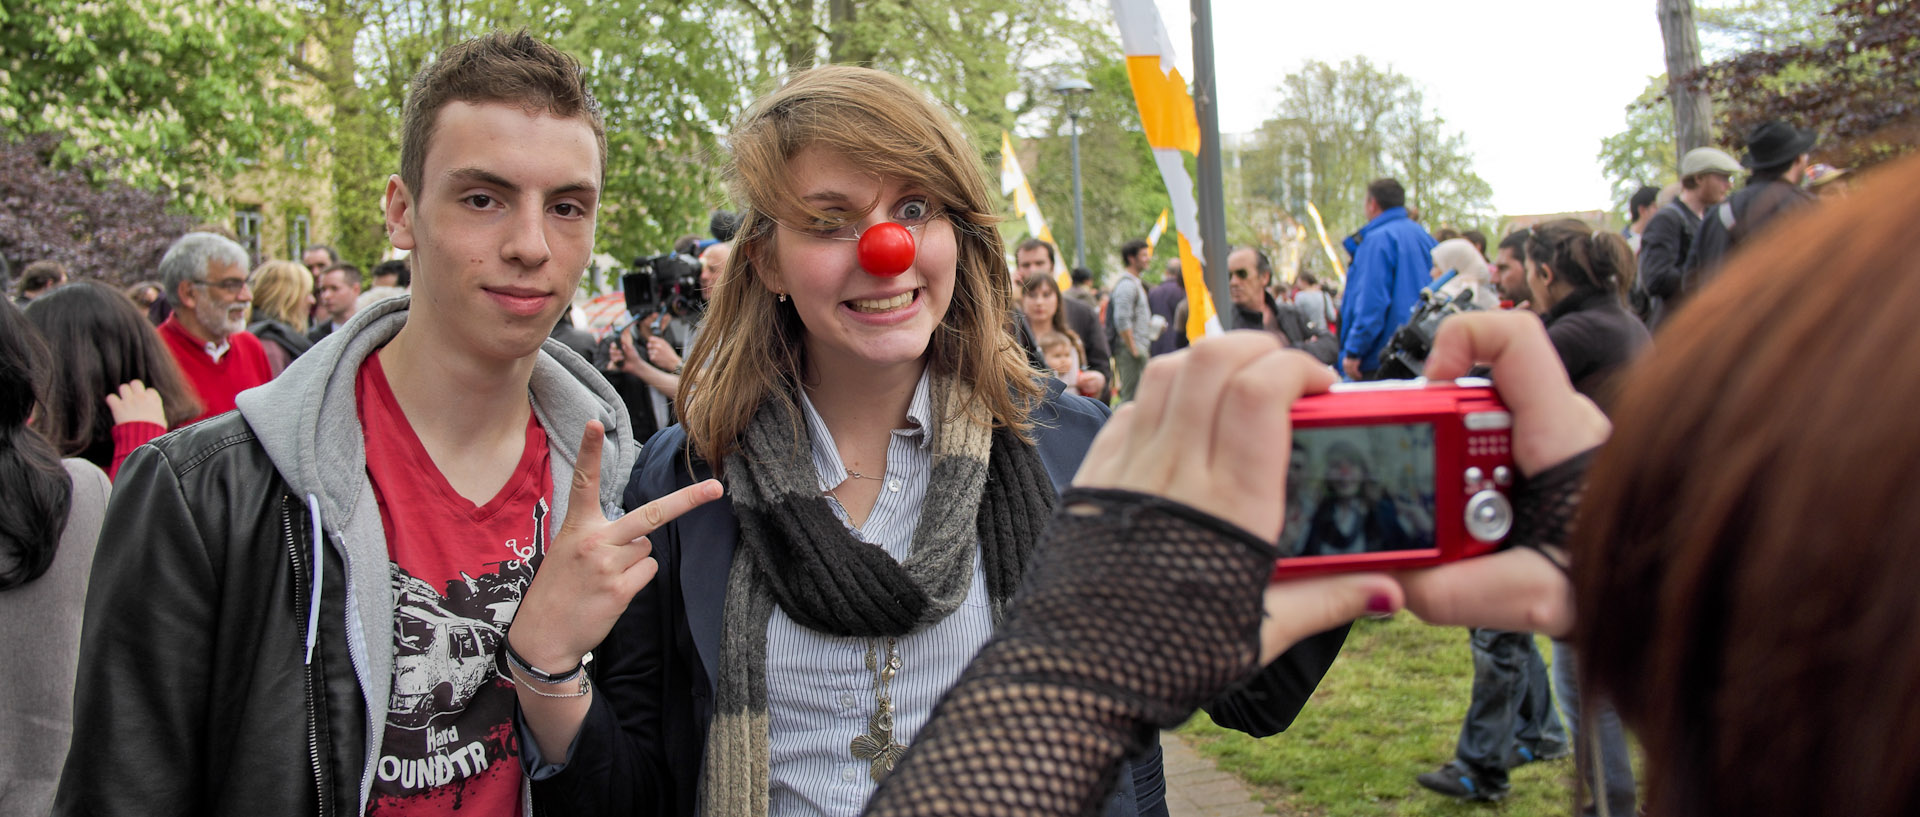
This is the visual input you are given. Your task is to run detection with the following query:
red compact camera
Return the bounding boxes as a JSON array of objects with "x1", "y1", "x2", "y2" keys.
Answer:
[{"x1": 1270, "y1": 378, "x2": 1515, "y2": 580}]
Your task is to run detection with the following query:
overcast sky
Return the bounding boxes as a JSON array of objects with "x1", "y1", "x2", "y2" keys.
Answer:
[{"x1": 1146, "y1": 0, "x2": 1674, "y2": 216}]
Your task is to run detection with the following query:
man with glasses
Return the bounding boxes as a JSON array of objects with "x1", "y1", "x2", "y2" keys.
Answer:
[
  {"x1": 156, "y1": 232, "x2": 273, "y2": 424},
  {"x1": 1228, "y1": 246, "x2": 1336, "y2": 364}
]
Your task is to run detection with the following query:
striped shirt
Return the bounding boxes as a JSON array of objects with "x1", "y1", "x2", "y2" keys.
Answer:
[{"x1": 765, "y1": 369, "x2": 994, "y2": 816}]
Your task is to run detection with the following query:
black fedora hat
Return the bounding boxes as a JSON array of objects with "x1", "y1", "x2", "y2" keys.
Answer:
[{"x1": 1741, "y1": 120, "x2": 1818, "y2": 170}]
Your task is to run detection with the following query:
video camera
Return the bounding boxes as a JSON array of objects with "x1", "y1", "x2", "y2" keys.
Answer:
[
  {"x1": 1271, "y1": 378, "x2": 1514, "y2": 579},
  {"x1": 1375, "y1": 270, "x2": 1483, "y2": 380},
  {"x1": 622, "y1": 251, "x2": 703, "y2": 319}
]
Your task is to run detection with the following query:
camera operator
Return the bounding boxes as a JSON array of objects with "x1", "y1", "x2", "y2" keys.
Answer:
[{"x1": 602, "y1": 245, "x2": 708, "y2": 440}]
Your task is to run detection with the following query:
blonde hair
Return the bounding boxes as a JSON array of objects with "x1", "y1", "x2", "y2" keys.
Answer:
[
  {"x1": 248, "y1": 260, "x2": 314, "y2": 332},
  {"x1": 677, "y1": 65, "x2": 1038, "y2": 466}
]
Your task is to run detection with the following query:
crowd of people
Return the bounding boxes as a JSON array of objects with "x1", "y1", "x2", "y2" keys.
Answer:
[{"x1": 0, "y1": 26, "x2": 1901, "y2": 817}]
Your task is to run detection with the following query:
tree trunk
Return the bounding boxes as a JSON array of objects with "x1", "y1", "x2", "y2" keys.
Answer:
[
  {"x1": 786, "y1": 0, "x2": 817, "y2": 69},
  {"x1": 1659, "y1": 0, "x2": 1715, "y2": 154}
]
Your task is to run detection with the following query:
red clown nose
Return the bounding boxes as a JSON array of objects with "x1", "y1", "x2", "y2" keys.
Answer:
[{"x1": 857, "y1": 222, "x2": 916, "y2": 276}]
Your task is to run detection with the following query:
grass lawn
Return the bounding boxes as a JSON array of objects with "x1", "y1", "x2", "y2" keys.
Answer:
[{"x1": 1177, "y1": 615, "x2": 1602, "y2": 817}]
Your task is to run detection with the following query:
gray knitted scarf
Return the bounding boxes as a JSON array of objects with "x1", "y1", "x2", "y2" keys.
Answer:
[{"x1": 701, "y1": 374, "x2": 1055, "y2": 816}]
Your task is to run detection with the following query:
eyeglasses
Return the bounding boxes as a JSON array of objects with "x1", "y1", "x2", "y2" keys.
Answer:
[
  {"x1": 1230, "y1": 268, "x2": 1256, "y2": 280},
  {"x1": 193, "y1": 278, "x2": 250, "y2": 294}
]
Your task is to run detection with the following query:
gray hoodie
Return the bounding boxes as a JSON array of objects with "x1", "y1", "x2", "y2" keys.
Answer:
[{"x1": 234, "y1": 294, "x2": 637, "y2": 813}]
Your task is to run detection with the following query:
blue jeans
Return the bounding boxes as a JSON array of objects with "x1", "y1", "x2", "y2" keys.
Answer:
[
  {"x1": 1455, "y1": 629, "x2": 1567, "y2": 785},
  {"x1": 1550, "y1": 639, "x2": 1637, "y2": 817}
]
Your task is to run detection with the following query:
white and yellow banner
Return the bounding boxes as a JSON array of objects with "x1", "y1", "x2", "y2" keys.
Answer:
[
  {"x1": 1110, "y1": 0, "x2": 1219, "y2": 342},
  {"x1": 999, "y1": 131, "x2": 1067, "y2": 287},
  {"x1": 1144, "y1": 208, "x2": 1169, "y2": 254}
]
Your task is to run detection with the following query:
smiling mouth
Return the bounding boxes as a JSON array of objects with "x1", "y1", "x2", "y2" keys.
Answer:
[{"x1": 849, "y1": 291, "x2": 914, "y2": 313}]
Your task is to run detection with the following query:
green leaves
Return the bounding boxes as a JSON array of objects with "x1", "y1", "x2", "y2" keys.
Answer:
[
  {"x1": 1598, "y1": 76, "x2": 1678, "y2": 213},
  {"x1": 1239, "y1": 58, "x2": 1495, "y2": 240},
  {"x1": 2, "y1": 0, "x2": 311, "y2": 209}
]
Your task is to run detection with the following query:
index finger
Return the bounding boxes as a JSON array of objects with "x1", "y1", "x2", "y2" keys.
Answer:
[
  {"x1": 565, "y1": 420, "x2": 608, "y2": 527},
  {"x1": 607, "y1": 479, "x2": 724, "y2": 543},
  {"x1": 1422, "y1": 311, "x2": 1568, "y2": 418}
]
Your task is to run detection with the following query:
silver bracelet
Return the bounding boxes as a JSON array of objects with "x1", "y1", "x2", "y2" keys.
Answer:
[{"x1": 506, "y1": 660, "x2": 592, "y2": 699}]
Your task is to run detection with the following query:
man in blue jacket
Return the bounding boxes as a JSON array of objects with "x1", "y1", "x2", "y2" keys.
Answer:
[{"x1": 1339, "y1": 178, "x2": 1436, "y2": 380}]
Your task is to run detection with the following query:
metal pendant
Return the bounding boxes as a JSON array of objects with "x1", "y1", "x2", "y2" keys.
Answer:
[{"x1": 849, "y1": 701, "x2": 907, "y2": 781}]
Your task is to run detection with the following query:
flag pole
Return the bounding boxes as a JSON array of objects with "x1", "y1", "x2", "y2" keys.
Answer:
[{"x1": 1189, "y1": 0, "x2": 1233, "y2": 330}]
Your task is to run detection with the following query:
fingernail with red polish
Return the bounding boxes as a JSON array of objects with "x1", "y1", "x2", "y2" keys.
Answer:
[{"x1": 1366, "y1": 593, "x2": 1397, "y2": 615}]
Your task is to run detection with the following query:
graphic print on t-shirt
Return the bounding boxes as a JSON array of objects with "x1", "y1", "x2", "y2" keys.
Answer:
[
  {"x1": 358, "y1": 350, "x2": 552, "y2": 815},
  {"x1": 368, "y1": 497, "x2": 549, "y2": 814}
]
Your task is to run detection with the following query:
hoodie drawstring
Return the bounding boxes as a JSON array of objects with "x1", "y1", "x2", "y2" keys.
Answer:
[{"x1": 306, "y1": 493, "x2": 324, "y2": 665}]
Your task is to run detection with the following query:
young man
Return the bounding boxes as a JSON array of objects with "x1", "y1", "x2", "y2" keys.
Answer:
[
  {"x1": 1109, "y1": 238, "x2": 1154, "y2": 400},
  {"x1": 1636, "y1": 146, "x2": 1740, "y2": 328},
  {"x1": 309, "y1": 263, "x2": 366, "y2": 342},
  {"x1": 56, "y1": 32, "x2": 717, "y2": 815}
]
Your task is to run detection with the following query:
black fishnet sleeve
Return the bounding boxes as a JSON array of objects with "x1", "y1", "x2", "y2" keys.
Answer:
[
  {"x1": 864, "y1": 487, "x2": 1275, "y2": 817},
  {"x1": 1503, "y1": 447, "x2": 1597, "y2": 576}
]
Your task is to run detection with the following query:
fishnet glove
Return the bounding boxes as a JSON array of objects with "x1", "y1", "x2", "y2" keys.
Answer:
[
  {"x1": 1505, "y1": 448, "x2": 1596, "y2": 575},
  {"x1": 865, "y1": 487, "x2": 1275, "y2": 817}
]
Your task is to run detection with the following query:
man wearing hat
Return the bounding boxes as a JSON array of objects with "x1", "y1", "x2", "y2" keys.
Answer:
[
  {"x1": 1684, "y1": 120, "x2": 1819, "y2": 295},
  {"x1": 1635, "y1": 145, "x2": 1742, "y2": 328}
]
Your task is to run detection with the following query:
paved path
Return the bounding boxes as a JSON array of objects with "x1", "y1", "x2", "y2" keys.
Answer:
[{"x1": 1161, "y1": 731, "x2": 1269, "y2": 817}]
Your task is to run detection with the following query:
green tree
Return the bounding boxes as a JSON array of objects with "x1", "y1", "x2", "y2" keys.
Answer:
[
  {"x1": 1682, "y1": 0, "x2": 1920, "y2": 172},
  {"x1": 1598, "y1": 76, "x2": 1678, "y2": 212},
  {"x1": 1018, "y1": 54, "x2": 1169, "y2": 282},
  {"x1": 0, "y1": 0, "x2": 313, "y2": 212},
  {"x1": 1694, "y1": 0, "x2": 1839, "y2": 56},
  {"x1": 1238, "y1": 57, "x2": 1494, "y2": 241},
  {"x1": 728, "y1": 0, "x2": 1110, "y2": 165},
  {"x1": 292, "y1": 0, "x2": 744, "y2": 271}
]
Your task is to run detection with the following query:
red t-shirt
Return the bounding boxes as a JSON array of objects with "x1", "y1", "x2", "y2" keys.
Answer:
[
  {"x1": 156, "y1": 316, "x2": 273, "y2": 425},
  {"x1": 357, "y1": 351, "x2": 551, "y2": 816}
]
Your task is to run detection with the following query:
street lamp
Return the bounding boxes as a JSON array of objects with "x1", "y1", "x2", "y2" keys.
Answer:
[{"x1": 1052, "y1": 77, "x2": 1093, "y2": 270}]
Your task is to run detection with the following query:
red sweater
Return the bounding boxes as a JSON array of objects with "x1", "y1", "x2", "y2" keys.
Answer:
[{"x1": 158, "y1": 316, "x2": 273, "y2": 425}]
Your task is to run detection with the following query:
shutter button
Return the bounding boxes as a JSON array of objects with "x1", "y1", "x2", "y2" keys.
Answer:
[{"x1": 1464, "y1": 490, "x2": 1513, "y2": 542}]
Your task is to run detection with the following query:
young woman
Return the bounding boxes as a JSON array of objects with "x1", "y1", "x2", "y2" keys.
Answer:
[
  {"x1": 517, "y1": 64, "x2": 1364, "y2": 817},
  {"x1": 0, "y1": 298, "x2": 112, "y2": 815},
  {"x1": 245, "y1": 259, "x2": 316, "y2": 376},
  {"x1": 1524, "y1": 220, "x2": 1652, "y2": 410},
  {"x1": 1021, "y1": 272, "x2": 1105, "y2": 397},
  {"x1": 872, "y1": 156, "x2": 1920, "y2": 817},
  {"x1": 24, "y1": 280, "x2": 197, "y2": 479}
]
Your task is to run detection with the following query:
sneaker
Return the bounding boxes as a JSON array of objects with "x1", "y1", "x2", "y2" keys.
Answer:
[
  {"x1": 1416, "y1": 761, "x2": 1510, "y2": 802},
  {"x1": 1510, "y1": 741, "x2": 1572, "y2": 767}
]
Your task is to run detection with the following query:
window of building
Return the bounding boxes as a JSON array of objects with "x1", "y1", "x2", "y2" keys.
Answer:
[
  {"x1": 235, "y1": 207, "x2": 264, "y2": 267},
  {"x1": 287, "y1": 213, "x2": 311, "y2": 262}
]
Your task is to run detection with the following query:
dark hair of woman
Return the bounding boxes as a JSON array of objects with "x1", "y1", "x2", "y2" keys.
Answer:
[
  {"x1": 1524, "y1": 219, "x2": 1637, "y2": 302},
  {"x1": 1576, "y1": 153, "x2": 1920, "y2": 817},
  {"x1": 0, "y1": 298, "x2": 72, "y2": 591},
  {"x1": 23, "y1": 280, "x2": 199, "y2": 467}
]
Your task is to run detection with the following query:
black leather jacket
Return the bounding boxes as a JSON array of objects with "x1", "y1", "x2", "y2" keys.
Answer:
[{"x1": 53, "y1": 414, "x2": 364, "y2": 816}]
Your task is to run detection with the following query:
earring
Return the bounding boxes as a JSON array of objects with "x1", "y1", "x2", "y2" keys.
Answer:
[{"x1": 777, "y1": 292, "x2": 788, "y2": 303}]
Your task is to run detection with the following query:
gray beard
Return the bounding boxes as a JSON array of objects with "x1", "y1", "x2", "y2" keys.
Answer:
[{"x1": 195, "y1": 297, "x2": 246, "y2": 341}]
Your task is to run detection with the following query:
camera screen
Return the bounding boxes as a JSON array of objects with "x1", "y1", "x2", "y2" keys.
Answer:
[{"x1": 1281, "y1": 423, "x2": 1437, "y2": 558}]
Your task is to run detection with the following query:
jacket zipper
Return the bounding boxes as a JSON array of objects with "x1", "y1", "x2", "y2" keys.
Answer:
[{"x1": 286, "y1": 495, "x2": 332, "y2": 816}]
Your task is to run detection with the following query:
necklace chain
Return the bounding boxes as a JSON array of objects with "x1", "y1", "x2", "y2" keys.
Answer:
[{"x1": 850, "y1": 637, "x2": 907, "y2": 781}]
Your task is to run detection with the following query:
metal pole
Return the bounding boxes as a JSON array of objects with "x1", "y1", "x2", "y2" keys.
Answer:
[
  {"x1": 1190, "y1": 0, "x2": 1232, "y2": 329},
  {"x1": 1069, "y1": 111, "x2": 1087, "y2": 270}
]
